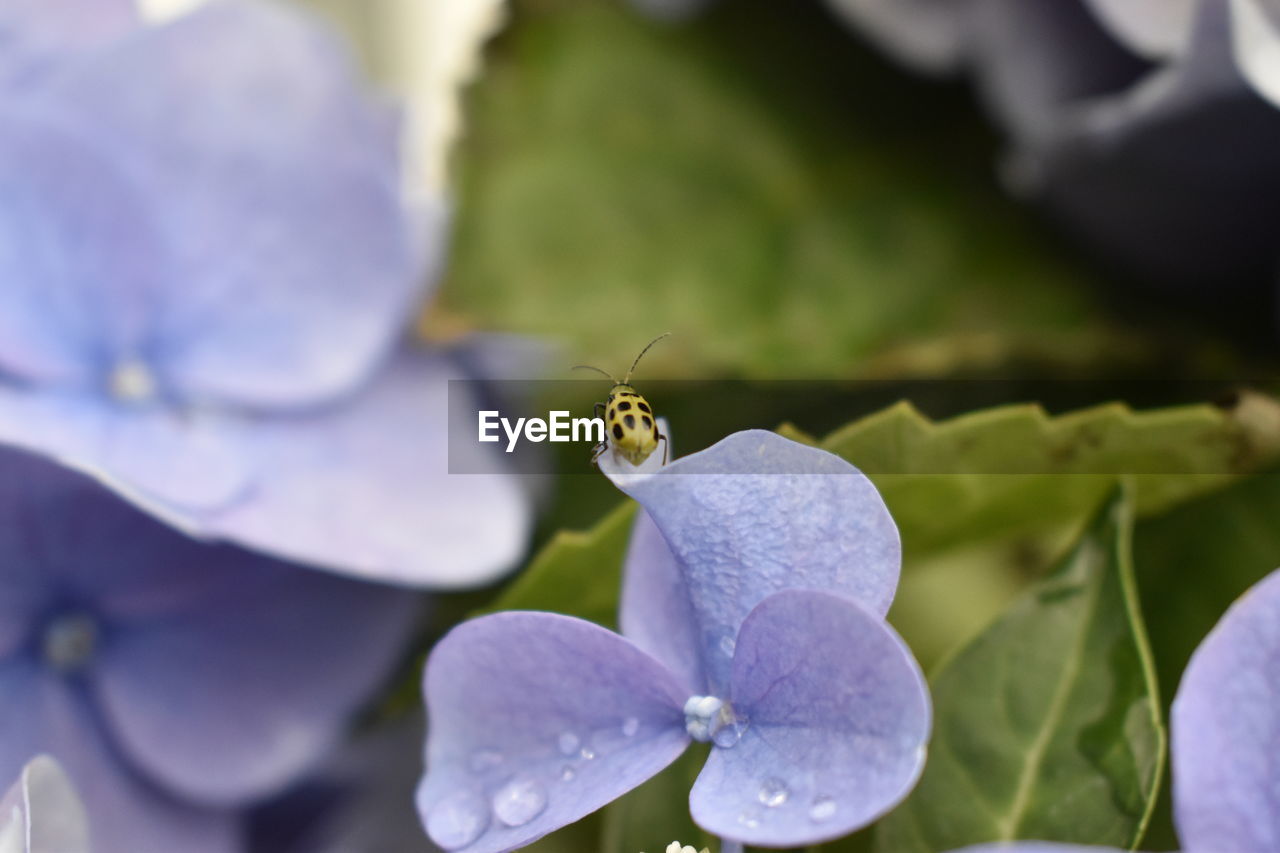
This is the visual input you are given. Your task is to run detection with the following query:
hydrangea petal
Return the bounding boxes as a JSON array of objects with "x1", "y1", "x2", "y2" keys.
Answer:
[
  {"x1": 0, "y1": 103, "x2": 167, "y2": 385},
  {"x1": 0, "y1": 451, "x2": 58, "y2": 653},
  {"x1": 0, "y1": 0, "x2": 136, "y2": 87},
  {"x1": 36, "y1": 0, "x2": 420, "y2": 407},
  {"x1": 824, "y1": 0, "x2": 971, "y2": 73},
  {"x1": 191, "y1": 347, "x2": 531, "y2": 587},
  {"x1": 1081, "y1": 0, "x2": 1197, "y2": 60},
  {"x1": 0, "y1": 755, "x2": 90, "y2": 853},
  {"x1": 88, "y1": 546, "x2": 420, "y2": 806},
  {"x1": 619, "y1": 510, "x2": 707, "y2": 696},
  {"x1": 968, "y1": 0, "x2": 1150, "y2": 142},
  {"x1": 1021, "y1": 0, "x2": 1280, "y2": 285},
  {"x1": 1231, "y1": 0, "x2": 1280, "y2": 107},
  {"x1": 0, "y1": 609, "x2": 33, "y2": 663},
  {"x1": 417, "y1": 612, "x2": 690, "y2": 852},
  {"x1": 0, "y1": 346, "x2": 529, "y2": 587},
  {"x1": 594, "y1": 416, "x2": 669, "y2": 488},
  {"x1": 1172, "y1": 567, "x2": 1280, "y2": 852},
  {"x1": 0, "y1": 446, "x2": 420, "y2": 805},
  {"x1": 690, "y1": 590, "x2": 930, "y2": 847},
  {"x1": 0, "y1": 442, "x2": 242, "y2": 608},
  {"x1": 0, "y1": 669, "x2": 238, "y2": 853},
  {"x1": 607, "y1": 430, "x2": 900, "y2": 694},
  {"x1": 0, "y1": 387, "x2": 250, "y2": 511}
]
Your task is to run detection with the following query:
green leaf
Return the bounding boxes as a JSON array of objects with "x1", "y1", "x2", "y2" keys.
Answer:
[
  {"x1": 875, "y1": 488, "x2": 1164, "y2": 852},
  {"x1": 809, "y1": 394, "x2": 1280, "y2": 560},
  {"x1": 1135, "y1": 469, "x2": 1280, "y2": 710},
  {"x1": 443, "y1": 0, "x2": 1124, "y2": 379},
  {"x1": 808, "y1": 394, "x2": 1280, "y2": 670}
]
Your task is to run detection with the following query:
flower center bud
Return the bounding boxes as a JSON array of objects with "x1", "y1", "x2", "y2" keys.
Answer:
[
  {"x1": 108, "y1": 358, "x2": 157, "y2": 403},
  {"x1": 42, "y1": 612, "x2": 98, "y2": 674},
  {"x1": 683, "y1": 695, "x2": 746, "y2": 747}
]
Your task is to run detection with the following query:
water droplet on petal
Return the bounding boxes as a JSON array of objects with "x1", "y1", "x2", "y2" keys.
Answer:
[
  {"x1": 492, "y1": 776, "x2": 548, "y2": 827},
  {"x1": 712, "y1": 719, "x2": 746, "y2": 748},
  {"x1": 622, "y1": 716, "x2": 640, "y2": 737},
  {"x1": 579, "y1": 746, "x2": 596, "y2": 760},
  {"x1": 719, "y1": 635, "x2": 736, "y2": 657},
  {"x1": 427, "y1": 792, "x2": 489, "y2": 849},
  {"x1": 809, "y1": 796, "x2": 836, "y2": 823},
  {"x1": 560, "y1": 765, "x2": 576, "y2": 782},
  {"x1": 468, "y1": 749, "x2": 503, "y2": 773},
  {"x1": 737, "y1": 811, "x2": 760, "y2": 829},
  {"x1": 557, "y1": 732, "x2": 580, "y2": 756},
  {"x1": 758, "y1": 778, "x2": 789, "y2": 808}
]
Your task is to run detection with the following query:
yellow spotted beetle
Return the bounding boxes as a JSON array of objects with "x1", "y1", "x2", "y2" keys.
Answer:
[{"x1": 574, "y1": 334, "x2": 670, "y2": 467}]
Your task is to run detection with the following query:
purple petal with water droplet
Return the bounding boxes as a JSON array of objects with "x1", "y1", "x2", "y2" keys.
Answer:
[
  {"x1": 417, "y1": 612, "x2": 691, "y2": 852},
  {"x1": 690, "y1": 590, "x2": 929, "y2": 846}
]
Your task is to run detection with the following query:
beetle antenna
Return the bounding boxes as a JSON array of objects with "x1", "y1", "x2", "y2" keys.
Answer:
[
  {"x1": 623, "y1": 333, "x2": 671, "y2": 384},
  {"x1": 571, "y1": 364, "x2": 618, "y2": 384}
]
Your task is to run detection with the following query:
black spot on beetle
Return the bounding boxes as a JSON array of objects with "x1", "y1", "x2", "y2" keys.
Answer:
[
  {"x1": 624, "y1": 414, "x2": 636, "y2": 429},
  {"x1": 638, "y1": 402, "x2": 651, "y2": 414},
  {"x1": 617, "y1": 401, "x2": 632, "y2": 412},
  {"x1": 612, "y1": 424, "x2": 624, "y2": 440},
  {"x1": 641, "y1": 415, "x2": 652, "y2": 428}
]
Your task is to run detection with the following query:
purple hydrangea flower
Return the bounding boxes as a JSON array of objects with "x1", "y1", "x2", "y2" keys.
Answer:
[
  {"x1": 826, "y1": 0, "x2": 1280, "y2": 290},
  {"x1": 0, "y1": 755, "x2": 90, "y2": 853},
  {"x1": 944, "y1": 564, "x2": 1280, "y2": 853},
  {"x1": 416, "y1": 431, "x2": 931, "y2": 851},
  {"x1": 0, "y1": 0, "x2": 530, "y2": 586},
  {"x1": 0, "y1": 446, "x2": 421, "y2": 853}
]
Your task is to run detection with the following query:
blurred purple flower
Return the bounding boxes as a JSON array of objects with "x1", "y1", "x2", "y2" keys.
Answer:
[
  {"x1": 0, "y1": 446, "x2": 420, "y2": 853},
  {"x1": 0, "y1": 755, "x2": 90, "y2": 853},
  {"x1": 247, "y1": 711, "x2": 436, "y2": 853},
  {"x1": 0, "y1": 0, "x2": 530, "y2": 586},
  {"x1": 944, "y1": 564, "x2": 1280, "y2": 853},
  {"x1": 827, "y1": 0, "x2": 1280, "y2": 290},
  {"x1": 416, "y1": 431, "x2": 930, "y2": 851}
]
